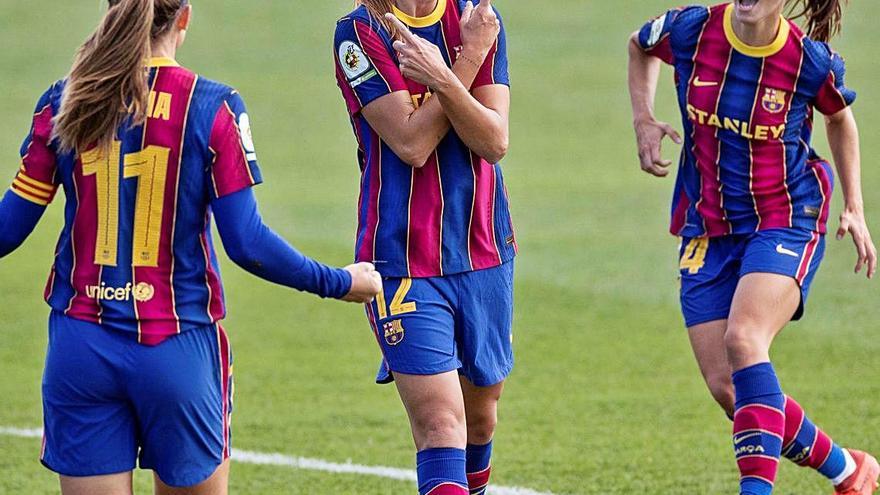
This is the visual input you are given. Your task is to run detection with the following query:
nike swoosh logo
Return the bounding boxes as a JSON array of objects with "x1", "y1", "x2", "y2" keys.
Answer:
[
  {"x1": 734, "y1": 432, "x2": 762, "y2": 444},
  {"x1": 776, "y1": 244, "x2": 801, "y2": 258},
  {"x1": 693, "y1": 77, "x2": 719, "y2": 87}
]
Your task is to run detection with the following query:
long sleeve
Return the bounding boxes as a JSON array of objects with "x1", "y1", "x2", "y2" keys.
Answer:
[
  {"x1": 0, "y1": 190, "x2": 46, "y2": 258},
  {"x1": 211, "y1": 188, "x2": 352, "y2": 299}
]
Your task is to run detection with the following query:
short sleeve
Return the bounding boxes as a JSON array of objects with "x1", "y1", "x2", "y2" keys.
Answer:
[
  {"x1": 813, "y1": 51, "x2": 856, "y2": 116},
  {"x1": 11, "y1": 86, "x2": 60, "y2": 206},
  {"x1": 208, "y1": 91, "x2": 263, "y2": 200},
  {"x1": 473, "y1": 5, "x2": 510, "y2": 88},
  {"x1": 334, "y1": 17, "x2": 408, "y2": 114},
  {"x1": 637, "y1": 8, "x2": 685, "y2": 65}
]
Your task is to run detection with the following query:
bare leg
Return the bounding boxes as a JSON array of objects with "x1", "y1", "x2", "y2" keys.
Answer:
[
  {"x1": 460, "y1": 377, "x2": 504, "y2": 446},
  {"x1": 394, "y1": 370, "x2": 467, "y2": 451},
  {"x1": 724, "y1": 272, "x2": 801, "y2": 495},
  {"x1": 724, "y1": 273, "x2": 800, "y2": 371},
  {"x1": 687, "y1": 319, "x2": 735, "y2": 416},
  {"x1": 60, "y1": 473, "x2": 133, "y2": 495},
  {"x1": 460, "y1": 377, "x2": 504, "y2": 494},
  {"x1": 394, "y1": 370, "x2": 469, "y2": 494}
]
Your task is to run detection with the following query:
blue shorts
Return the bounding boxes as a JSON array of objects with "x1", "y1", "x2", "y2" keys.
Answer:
[
  {"x1": 366, "y1": 262, "x2": 515, "y2": 387},
  {"x1": 41, "y1": 311, "x2": 233, "y2": 487},
  {"x1": 679, "y1": 228, "x2": 825, "y2": 327}
]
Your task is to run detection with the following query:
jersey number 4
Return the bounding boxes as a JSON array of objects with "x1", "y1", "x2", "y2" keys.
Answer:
[
  {"x1": 679, "y1": 238, "x2": 709, "y2": 274},
  {"x1": 81, "y1": 142, "x2": 171, "y2": 268}
]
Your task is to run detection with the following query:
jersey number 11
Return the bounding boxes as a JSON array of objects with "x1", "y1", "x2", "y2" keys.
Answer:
[{"x1": 81, "y1": 142, "x2": 171, "y2": 268}]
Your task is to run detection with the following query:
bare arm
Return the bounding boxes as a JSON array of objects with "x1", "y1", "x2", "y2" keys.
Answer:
[
  {"x1": 433, "y1": 77, "x2": 509, "y2": 164},
  {"x1": 627, "y1": 31, "x2": 681, "y2": 177},
  {"x1": 628, "y1": 33, "x2": 661, "y2": 127},
  {"x1": 384, "y1": 2, "x2": 508, "y2": 164},
  {"x1": 360, "y1": 2, "x2": 499, "y2": 168},
  {"x1": 825, "y1": 107, "x2": 877, "y2": 278},
  {"x1": 360, "y1": 51, "x2": 485, "y2": 168}
]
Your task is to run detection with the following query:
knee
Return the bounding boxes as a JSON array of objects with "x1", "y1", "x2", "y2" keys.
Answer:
[
  {"x1": 723, "y1": 323, "x2": 765, "y2": 363},
  {"x1": 412, "y1": 409, "x2": 466, "y2": 450},
  {"x1": 466, "y1": 411, "x2": 497, "y2": 445}
]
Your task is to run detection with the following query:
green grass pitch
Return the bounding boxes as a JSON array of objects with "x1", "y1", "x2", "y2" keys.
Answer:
[{"x1": 1, "y1": 1, "x2": 879, "y2": 493}]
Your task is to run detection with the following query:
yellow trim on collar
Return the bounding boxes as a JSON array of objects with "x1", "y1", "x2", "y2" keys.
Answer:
[
  {"x1": 147, "y1": 57, "x2": 180, "y2": 67},
  {"x1": 723, "y1": 3, "x2": 790, "y2": 58},
  {"x1": 392, "y1": 0, "x2": 446, "y2": 28}
]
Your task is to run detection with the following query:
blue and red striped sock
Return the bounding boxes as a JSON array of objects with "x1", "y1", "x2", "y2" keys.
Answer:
[
  {"x1": 417, "y1": 448, "x2": 469, "y2": 495},
  {"x1": 732, "y1": 362, "x2": 785, "y2": 495},
  {"x1": 466, "y1": 442, "x2": 493, "y2": 495},
  {"x1": 782, "y1": 396, "x2": 857, "y2": 486}
]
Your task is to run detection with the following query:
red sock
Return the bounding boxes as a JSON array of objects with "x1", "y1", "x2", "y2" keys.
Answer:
[
  {"x1": 467, "y1": 466, "x2": 491, "y2": 495},
  {"x1": 425, "y1": 483, "x2": 469, "y2": 495},
  {"x1": 782, "y1": 396, "x2": 854, "y2": 483}
]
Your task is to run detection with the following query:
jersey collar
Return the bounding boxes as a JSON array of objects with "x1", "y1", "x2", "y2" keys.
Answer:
[
  {"x1": 723, "y1": 3, "x2": 790, "y2": 58},
  {"x1": 392, "y1": 0, "x2": 446, "y2": 28},
  {"x1": 147, "y1": 57, "x2": 180, "y2": 68}
]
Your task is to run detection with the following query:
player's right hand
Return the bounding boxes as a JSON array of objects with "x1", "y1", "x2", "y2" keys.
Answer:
[
  {"x1": 633, "y1": 117, "x2": 682, "y2": 178},
  {"x1": 342, "y1": 262, "x2": 383, "y2": 303},
  {"x1": 459, "y1": 0, "x2": 500, "y2": 59}
]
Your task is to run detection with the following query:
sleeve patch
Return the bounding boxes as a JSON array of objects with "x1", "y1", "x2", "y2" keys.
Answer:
[
  {"x1": 238, "y1": 113, "x2": 257, "y2": 162},
  {"x1": 647, "y1": 16, "x2": 666, "y2": 47},
  {"x1": 338, "y1": 40, "x2": 379, "y2": 88}
]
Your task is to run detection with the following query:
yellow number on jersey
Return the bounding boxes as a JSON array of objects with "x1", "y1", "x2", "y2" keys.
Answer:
[
  {"x1": 375, "y1": 278, "x2": 417, "y2": 319},
  {"x1": 124, "y1": 146, "x2": 170, "y2": 267},
  {"x1": 679, "y1": 238, "x2": 709, "y2": 274},
  {"x1": 81, "y1": 142, "x2": 122, "y2": 267},
  {"x1": 81, "y1": 142, "x2": 172, "y2": 267}
]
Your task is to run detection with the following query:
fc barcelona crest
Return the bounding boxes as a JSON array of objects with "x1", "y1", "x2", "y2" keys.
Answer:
[
  {"x1": 383, "y1": 320, "x2": 405, "y2": 346},
  {"x1": 762, "y1": 88, "x2": 787, "y2": 114}
]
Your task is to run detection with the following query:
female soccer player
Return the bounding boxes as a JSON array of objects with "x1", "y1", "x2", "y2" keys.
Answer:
[
  {"x1": 0, "y1": 0, "x2": 382, "y2": 493},
  {"x1": 333, "y1": 1, "x2": 514, "y2": 493},
  {"x1": 629, "y1": 1, "x2": 878, "y2": 494}
]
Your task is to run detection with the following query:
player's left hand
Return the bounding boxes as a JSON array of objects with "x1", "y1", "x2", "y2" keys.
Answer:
[
  {"x1": 386, "y1": 14, "x2": 453, "y2": 89},
  {"x1": 459, "y1": 0, "x2": 500, "y2": 60},
  {"x1": 837, "y1": 206, "x2": 877, "y2": 279}
]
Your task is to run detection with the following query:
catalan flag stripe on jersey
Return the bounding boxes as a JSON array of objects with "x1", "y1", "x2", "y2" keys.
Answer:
[
  {"x1": 638, "y1": 3, "x2": 854, "y2": 238},
  {"x1": 334, "y1": 0, "x2": 516, "y2": 278},
  {"x1": 14, "y1": 58, "x2": 262, "y2": 345}
]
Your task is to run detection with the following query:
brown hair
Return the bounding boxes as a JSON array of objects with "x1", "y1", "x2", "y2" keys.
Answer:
[
  {"x1": 788, "y1": 0, "x2": 847, "y2": 42},
  {"x1": 54, "y1": 0, "x2": 187, "y2": 153},
  {"x1": 355, "y1": 0, "x2": 401, "y2": 38}
]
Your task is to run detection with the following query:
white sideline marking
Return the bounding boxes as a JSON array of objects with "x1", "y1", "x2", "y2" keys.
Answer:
[{"x1": 0, "y1": 426, "x2": 555, "y2": 495}]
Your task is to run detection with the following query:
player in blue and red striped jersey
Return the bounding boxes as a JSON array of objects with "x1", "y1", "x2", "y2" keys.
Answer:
[
  {"x1": 0, "y1": 0, "x2": 382, "y2": 493},
  {"x1": 629, "y1": 1, "x2": 878, "y2": 494},
  {"x1": 333, "y1": 1, "x2": 513, "y2": 493}
]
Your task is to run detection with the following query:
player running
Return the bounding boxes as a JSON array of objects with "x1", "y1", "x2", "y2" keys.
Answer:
[
  {"x1": 628, "y1": 1, "x2": 878, "y2": 494},
  {"x1": 0, "y1": 0, "x2": 382, "y2": 493},
  {"x1": 333, "y1": 1, "x2": 514, "y2": 493}
]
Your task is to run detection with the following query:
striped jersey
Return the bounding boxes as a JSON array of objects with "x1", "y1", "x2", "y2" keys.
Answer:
[
  {"x1": 334, "y1": 0, "x2": 517, "y2": 278},
  {"x1": 637, "y1": 3, "x2": 855, "y2": 238},
  {"x1": 10, "y1": 58, "x2": 262, "y2": 345}
]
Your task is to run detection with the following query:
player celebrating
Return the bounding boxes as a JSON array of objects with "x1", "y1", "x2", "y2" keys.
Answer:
[
  {"x1": 629, "y1": 1, "x2": 878, "y2": 494},
  {"x1": 333, "y1": 1, "x2": 514, "y2": 493},
  {"x1": 0, "y1": 0, "x2": 382, "y2": 493}
]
